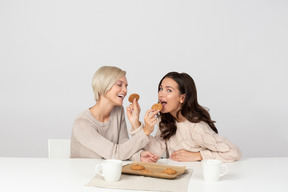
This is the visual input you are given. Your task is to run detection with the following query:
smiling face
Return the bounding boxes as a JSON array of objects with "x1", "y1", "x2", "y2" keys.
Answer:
[
  {"x1": 105, "y1": 75, "x2": 128, "y2": 106},
  {"x1": 158, "y1": 77, "x2": 185, "y2": 117}
]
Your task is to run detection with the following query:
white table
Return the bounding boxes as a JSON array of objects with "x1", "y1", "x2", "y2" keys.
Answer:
[{"x1": 0, "y1": 157, "x2": 287, "y2": 192}]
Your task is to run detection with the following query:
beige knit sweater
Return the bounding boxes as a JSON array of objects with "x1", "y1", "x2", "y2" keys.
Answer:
[
  {"x1": 131, "y1": 120, "x2": 241, "y2": 162},
  {"x1": 70, "y1": 106, "x2": 149, "y2": 161}
]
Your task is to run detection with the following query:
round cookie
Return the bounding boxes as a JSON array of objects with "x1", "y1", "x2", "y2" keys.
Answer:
[
  {"x1": 130, "y1": 164, "x2": 145, "y2": 171},
  {"x1": 141, "y1": 169, "x2": 153, "y2": 173},
  {"x1": 128, "y1": 93, "x2": 140, "y2": 103},
  {"x1": 151, "y1": 103, "x2": 163, "y2": 111},
  {"x1": 162, "y1": 168, "x2": 177, "y2": 175}
]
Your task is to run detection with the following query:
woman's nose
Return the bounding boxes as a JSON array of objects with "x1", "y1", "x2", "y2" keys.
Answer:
[
  {"x1": 158, "y1": 91, "x2": 163, "y2": 98},
  {"x1": 122, "y1": 86, "x2": 127, "y2": 93}
]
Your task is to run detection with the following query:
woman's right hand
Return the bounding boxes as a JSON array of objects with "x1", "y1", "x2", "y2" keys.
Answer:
[
  {"x1": 126, "y1": 98, "x2": 141, "y2": 129},
  {"x1": 143, "y1": 109, "x2": 159, "y2": 135},
  {"x1": 140, "y1": 151, "x2": 159, "y2": 162}
]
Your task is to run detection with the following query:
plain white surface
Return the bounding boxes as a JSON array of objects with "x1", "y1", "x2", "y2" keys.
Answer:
[
  {"x1": 0, "y1": 0, "x2": 288, "y2": 158},
  {"x1": 0, "y1": 158, "x2": 288, "y2": 192}
]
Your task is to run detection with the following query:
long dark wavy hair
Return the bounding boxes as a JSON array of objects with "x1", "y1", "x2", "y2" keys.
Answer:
[{"x1": 159, "y1": 72, "x2": 218, "y2": 140}]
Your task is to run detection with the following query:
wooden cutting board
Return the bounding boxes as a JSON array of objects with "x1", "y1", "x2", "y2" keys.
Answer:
[{"x1": 122, "y1": 161, "x2": 186, "y2": 179}]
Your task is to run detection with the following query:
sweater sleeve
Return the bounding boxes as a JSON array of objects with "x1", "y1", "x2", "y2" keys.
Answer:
[
  {"x1": 129, "y1": 122, "x2": 144, "y2": 135},
  {"x1": 193, "y1": 123, "x2": 241, "y2": 162},
  {"x1": 72, "y1": 116, "x2": 150, "y2": 161},
  {"x1": 117, "y1": 108, "x2": 130, "y2": 144},
  {"x1": 143, "y1": 128, "x2": 166, "y2": 158},
  {"x1": 129, "y1": 123, "x2": 166, "y2": 158},
  {"x1": 131, "y1": 150, "x2": 143, "y2": 162}
]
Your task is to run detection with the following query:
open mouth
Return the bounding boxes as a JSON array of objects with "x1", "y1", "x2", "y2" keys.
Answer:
[
  {"x1": 117, "y1": 94, "x2": 125, "y2": 99},
  {"x1": 160, "y1": 100, "x2": 167, "y2": 108}
]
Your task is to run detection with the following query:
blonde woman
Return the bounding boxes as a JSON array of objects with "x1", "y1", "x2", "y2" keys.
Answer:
[{"x1": 70, "y1": 66, "x2": 159, "y2": 162}]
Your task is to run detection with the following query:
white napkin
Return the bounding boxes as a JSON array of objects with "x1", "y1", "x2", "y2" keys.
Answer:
[{"x1": 86, "y1": 169, "x2": 193, "y2": 192}]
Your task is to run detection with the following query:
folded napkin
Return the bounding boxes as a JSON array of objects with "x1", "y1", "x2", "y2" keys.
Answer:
[{"x1": 86, "y1": 169, "x2": 193, "y2": 192}]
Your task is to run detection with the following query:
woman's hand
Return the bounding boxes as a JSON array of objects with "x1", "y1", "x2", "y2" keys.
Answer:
[
  {"x1": 140, "y1": 151, "x2": 160, "y2": 162},
  {"x1": 143, "y1": 109, "x2": 159, "y2": 135},
  {"x1": 170, "y1": 150, "x2": 203, "y2": 162},
  {"x1": 126, "y1": 98, "x2": 141, "y2": 129}
]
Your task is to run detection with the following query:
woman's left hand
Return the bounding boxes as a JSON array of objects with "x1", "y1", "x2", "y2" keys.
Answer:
[
  {"x1": 170, "y1": 150, "x2": 202, "y2": 162},
  {"x1": 140, "y1": 151, "x2": 160, "y2": 162},
  {"x1": 143, "y1": 109, "x2": 159, "y2": 135}
]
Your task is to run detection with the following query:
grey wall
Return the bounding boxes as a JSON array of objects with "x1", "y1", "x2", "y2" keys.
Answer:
[{"x1": 1, "y1": 0, "x2": 287, "y2": 158}]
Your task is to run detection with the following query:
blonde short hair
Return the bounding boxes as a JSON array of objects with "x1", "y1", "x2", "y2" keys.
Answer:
[{"x1": 92, "y1": 66, "x2": 126, "y2": 101}]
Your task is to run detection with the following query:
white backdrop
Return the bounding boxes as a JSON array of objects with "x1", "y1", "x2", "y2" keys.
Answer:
[{"x1": 0, "y1": 0, "x2": 287, "y2": 158}]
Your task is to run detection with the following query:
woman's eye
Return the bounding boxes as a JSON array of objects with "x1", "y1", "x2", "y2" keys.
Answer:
[
  {"x1": 159, "y1": 88, "x2": 163, "y2": 91},
  {"x1": 117, "y1": 84, "x2": 122, "y2": 87},
  {"x1": 167, "y1": 89, "x2": 172, "y2": 92}
]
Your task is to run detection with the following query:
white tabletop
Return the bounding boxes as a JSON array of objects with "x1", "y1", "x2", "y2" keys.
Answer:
[{"x1": 0, "y1": 157, "x2": 287, "y2": 192}]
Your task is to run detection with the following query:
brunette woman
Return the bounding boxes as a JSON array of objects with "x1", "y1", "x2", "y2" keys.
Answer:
[{"x1": 131, "y1": 72, "x2": 241, "y2": 162}]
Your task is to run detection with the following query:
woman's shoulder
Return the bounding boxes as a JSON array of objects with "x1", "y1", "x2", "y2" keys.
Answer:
[
  {"x1": 176, "y1": 120, "x2": 205, "y2": 128},
  {"x1": 74, "y1": 109, "x2": 91, "y2": 120},
  {"x1": 178, "y1": 120, "x2": 212, "y2": 133},
  {"x1": 73, "y1": 109, "x2": 98, "y2": 126},
  {"x1": 192, "y1": 121, "x2": 216, "y2": 135},
  {"x1": 73, "y1": 108, "x2": 113, "y2": 129}
]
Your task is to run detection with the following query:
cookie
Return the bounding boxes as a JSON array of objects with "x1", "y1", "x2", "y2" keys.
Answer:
[
  {"x1": 130, "y1": 164, "x2": 145, "y2": 170},
  {"x1": 140, "y1": 169, "x2": 153, "y2": 173},
  {"x1": 128, "y1": 93, "x2": 140, "y2": 103},
  {"x1": 151, "y1": 103, "x2": 163, "y2": 111},
  {"x1": 161, "y1": 168, "x2": 177, "y2": 175}
]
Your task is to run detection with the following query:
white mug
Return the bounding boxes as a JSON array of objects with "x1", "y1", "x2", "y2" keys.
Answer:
[
  {"x1": 95, "y1": 159, "x2": 122, "y2": 182},
  {"x1": 202, "y1": 159, "x2": 228, "y2": 182}
]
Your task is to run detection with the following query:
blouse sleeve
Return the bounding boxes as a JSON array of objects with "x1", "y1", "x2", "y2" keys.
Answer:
[{"x1": 192, "y1": 123, "x2": 241, "y2": 162}]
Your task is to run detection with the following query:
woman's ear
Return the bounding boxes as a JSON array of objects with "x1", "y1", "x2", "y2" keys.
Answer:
[{"x1": 180, "y1": 94, "x2": 185, "y2": 104}]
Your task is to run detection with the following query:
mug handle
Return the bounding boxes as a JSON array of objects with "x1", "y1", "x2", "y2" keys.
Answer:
[
  {"x1": 219, "y1": 164, "x2": 228, "y2": 177},
  {"x1": 95, "y1": 164, "x2": 104, "y2": 177}
]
